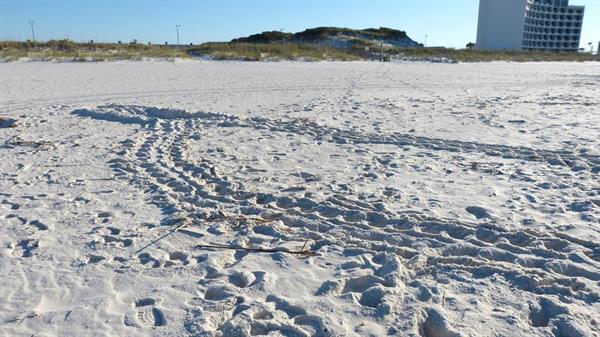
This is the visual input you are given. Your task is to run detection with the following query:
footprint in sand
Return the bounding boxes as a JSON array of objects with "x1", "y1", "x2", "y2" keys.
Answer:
[
  {"x1": 124, "y1": 298, "x2": 166, "y2": 327},
  {"x1": 164, "y1": 251, "x2": 190, "y2": 267},
  {"x1": 29, "y1": 220, "x2": 49, "y2": 231},
  {"x1": 465, "y1": 205, "x2": 492, "y2": 219},
  {"x1": 12, "y1": 238, "x2": 39, "y2": 257},
  {"x1": 228, "y1": 271, "x2": 258, "y2": 288},
  {"x1": 138, "y1": 252, "x2": 160, "y2": 268}
]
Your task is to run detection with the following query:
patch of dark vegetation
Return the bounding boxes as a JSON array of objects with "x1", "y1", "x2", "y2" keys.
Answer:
[
  {"x1": 231, "y1": 26, "x2": 419, "y2": 49},
  {"x1": 231, "y1": 31, "x2": 293, "y2": 44}
]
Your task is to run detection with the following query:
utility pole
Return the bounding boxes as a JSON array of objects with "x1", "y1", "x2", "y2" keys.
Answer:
[
  {"x1": 176, "y1": 25, "x2": 180, "y2": 47},
  {"x1": 28, "y1": 21, "x2": 35, "y2": 41},
  {"x1": 424, "y1": 34, "x2": 428, "y2": 47}
]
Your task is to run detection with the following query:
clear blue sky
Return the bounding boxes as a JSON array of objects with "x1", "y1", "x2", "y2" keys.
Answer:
[{"x1": 0, "y1": 0, "x2": 598, "y2": 49}]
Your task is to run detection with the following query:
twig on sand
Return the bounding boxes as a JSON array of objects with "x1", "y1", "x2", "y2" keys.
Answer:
[
  {"x1": 133, "y1": 221, "x2": 193, "y2": 254},
  {"x1": 230, "y1": 215, "x2": 280, "y2": 224},
  {"x1": 133, "y1": 212, "x2": 282, "y2": 255},
  {"x1": 3, "y1": 311, "x2": 37, "y2": 324},
  {"x1": 300, "y1": 239, "x2": 309, "y2": 252},
  {"x1": 5, "y1": 135, "x2": 52, "y2": 147},
  {"x1": 4, "y1": 135, "x2": 55, "y2": 153},
  {"x1": 196, "y1": 241, "x2": 316, "y2": 256},
  {"x1": 221, "y1": 211, "x2": 282, "y2": 224}
]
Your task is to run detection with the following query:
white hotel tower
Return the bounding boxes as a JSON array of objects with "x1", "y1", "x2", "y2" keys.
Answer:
[{"x1": 476, "y1": 0, "x2": 585, "y2": 52}]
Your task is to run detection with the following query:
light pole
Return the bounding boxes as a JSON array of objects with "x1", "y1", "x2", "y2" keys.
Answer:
[
  {"x1": 176, "y1": 25, "x2": 180, "y2": 47},
  {"x1": 424, "y1": 35, "x2": 428, "y2": 47},
  {"x1": 28, "y1": 21, "x2": 35, "y2": 41}
]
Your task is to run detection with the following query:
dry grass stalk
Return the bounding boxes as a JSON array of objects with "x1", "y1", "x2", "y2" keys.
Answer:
[
  {"x1": 134, "y1": 220, "x2": 193, "y2": 254},
  {"x1": 226, "y1": 214, "x2": 281, "y2": 224},
  {"x1": 4, "y1": 135, "x2": 55, "y2": 153},
  {"x1": 196, "y1": 242, "x2": 316, "y2": 256}
]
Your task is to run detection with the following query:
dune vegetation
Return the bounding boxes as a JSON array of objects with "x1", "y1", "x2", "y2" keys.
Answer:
[
  {"x1": 384, "y1": 46, "x2": 600, "y2": 62},
  {"x1": 1, "y1": 39, "x2": 598, "y2": 62},
  {"x1": 0, "y1": 40, "x2": 189, "y2": 61},
  {"x1": 189, "y1": 42, "x2": 361, "y2": 61}
]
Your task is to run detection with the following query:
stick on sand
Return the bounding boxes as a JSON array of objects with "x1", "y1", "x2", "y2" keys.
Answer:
[{"x1": 196, "y1": 242, "x2": 316, "y2": 256}]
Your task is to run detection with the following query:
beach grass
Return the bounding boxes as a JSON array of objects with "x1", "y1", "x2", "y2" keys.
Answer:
[
  {"x1": 0, "y1": 40, "x2": 189, "y2": 61},
  {"x1": 1, "y1": 39, "x2": 597, "y2": 62},
  {"x1": 383, "y1": 46, "x2": 599, "y2": 62},
  {"x1": 190, "y1": 42, "x2": 361, "y2": 61}
]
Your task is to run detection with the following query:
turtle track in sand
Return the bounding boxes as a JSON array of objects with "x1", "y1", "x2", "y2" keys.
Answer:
[{"x1": 73, "y1": 104, "x2": 600, "y2": 336}]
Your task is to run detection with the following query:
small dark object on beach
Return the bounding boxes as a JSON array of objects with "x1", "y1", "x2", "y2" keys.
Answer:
[{"x1": 0, "y1": 117, "x2": 17, "y2": 128}]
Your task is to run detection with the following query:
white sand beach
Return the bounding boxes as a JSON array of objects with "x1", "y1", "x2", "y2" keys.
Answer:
[{"x1": 1, "y1": 60, "x2": 599, "y2": 337}]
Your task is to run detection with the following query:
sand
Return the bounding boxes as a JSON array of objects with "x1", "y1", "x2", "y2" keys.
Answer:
[{"x1": 1, "y1": 60, "x2": 599, "y2": 337}]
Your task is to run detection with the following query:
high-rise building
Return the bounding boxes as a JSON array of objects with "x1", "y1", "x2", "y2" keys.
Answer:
[{"x1": 476, "y1": 0, "x2": 585, "y2": 52}]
